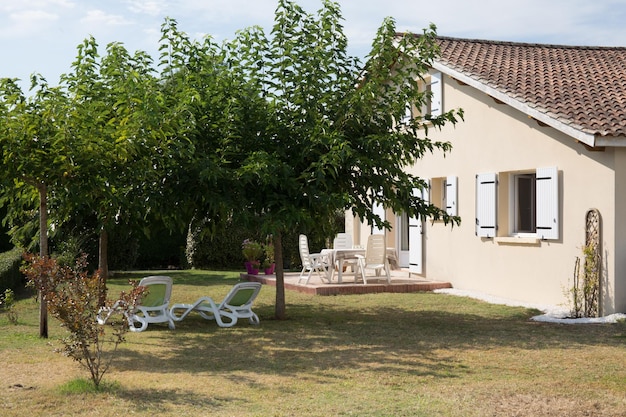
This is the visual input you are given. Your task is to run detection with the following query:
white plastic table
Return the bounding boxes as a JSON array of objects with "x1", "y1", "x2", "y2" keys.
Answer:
[
  {"x1": 321, "y1": 248, "x2": 400, "y2": 283},
  {"x1": 321, "y1": 248, "x2": 364, "y2": 283}
]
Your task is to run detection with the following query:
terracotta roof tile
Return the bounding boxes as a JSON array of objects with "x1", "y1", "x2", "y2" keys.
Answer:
[{"x1": 434, "y1": 37, "x2": 626, "y2": 138}]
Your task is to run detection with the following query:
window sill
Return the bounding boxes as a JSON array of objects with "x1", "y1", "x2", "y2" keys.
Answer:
[{"x1": 494, "y1": 237, "x2": 540, "y2": 246}]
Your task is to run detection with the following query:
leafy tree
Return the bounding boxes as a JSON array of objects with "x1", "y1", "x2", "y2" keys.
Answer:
[
  {"x1": 155, "y1": 19, "x2": 266, "y2": 234},
  {"x1": 58, "y1": 37, "x2": 176, "y2": 290},
  {"x1": 0, "y1": 75, "x2": 69, "y2": 337},
  {"x1": 223, "y1": 0, "x2": 463, "y2": 319},
  {"x1": 0, "y1": 205, "x2": 12, "y2": 251},
  {"x1": 154, "y1": 18, "x2": 281, "y2": 275},
  {"x1": 2, "y1": 36, "x2": 179, "y2": 313}
]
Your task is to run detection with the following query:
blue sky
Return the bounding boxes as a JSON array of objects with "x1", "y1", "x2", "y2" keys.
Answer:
[{"x1": 2, "y1": 0, "x2": 626, "y2": 91}]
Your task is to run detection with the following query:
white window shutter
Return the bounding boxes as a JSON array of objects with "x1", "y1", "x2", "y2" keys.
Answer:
[
  {"x1": 536, "y1": 166, "x2": 559, "y2": 240},
  {"x1": 475, "y1": 173, "x2": 497, "y2": 237},
  {"x1": 423, "y1": 179, "x2": 430, "y2": 205},
  {"x1": 401, "y1": 103, "x2": 412, "y2": 124},
  {"x1": 408, "y1": 187, "x2": 423, "y2": 274},
  {"x1": 446, "y1": 176, "x2": 457, "y2": 216},
  {"x1": 372, "y1": 201, "x2": 385, "y2": 235},
  {"x1": 430, "y1": 72, "x2": 442, "y2": 116}
]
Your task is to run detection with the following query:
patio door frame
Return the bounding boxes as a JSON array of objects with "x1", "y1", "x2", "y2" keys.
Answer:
[{"x1": 396, "y1": 187, "x2": 425, "y2": 274}]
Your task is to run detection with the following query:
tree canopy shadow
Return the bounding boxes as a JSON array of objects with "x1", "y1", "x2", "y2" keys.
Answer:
[{"x1": 107, "y1": 300, "x2": 625, "y2": 387}]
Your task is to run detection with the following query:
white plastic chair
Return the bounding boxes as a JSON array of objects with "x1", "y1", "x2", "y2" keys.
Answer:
[
  {"x1": 98, "y1": 275, "x2": 175, "y2": 332},
  {"x1": 169, "y1": 282, "x2": 262, "y2": 327},
  {"x1": 333, "y1": 232, "x2": 357, "y2": 278},
  {"x1": 333, "y1": 233, "x2": 353, "y2": 250},
  {"x1": 297, "y1": 234, "x2": 330, "y2": 284},
  {"x1": 356, "y1": 235, "x2": 391, "y2": 284}
]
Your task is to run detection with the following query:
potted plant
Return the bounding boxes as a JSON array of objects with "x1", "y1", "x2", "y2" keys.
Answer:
[
  {"x1": 262, "y1": 239, "x2": 275, "y2": 275},
  {"x1": 242, "y1": 239, "x2": 263, "y2": 275}
]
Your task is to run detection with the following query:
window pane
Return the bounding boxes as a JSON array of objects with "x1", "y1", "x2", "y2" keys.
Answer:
[{"x1": 516, "y1": 175, "x2": 536, "y2": 232}]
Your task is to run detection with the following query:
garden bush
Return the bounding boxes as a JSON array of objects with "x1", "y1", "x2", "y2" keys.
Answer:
[{"x1": 0, "y1": 247, "x2": 24, "y2": 293}]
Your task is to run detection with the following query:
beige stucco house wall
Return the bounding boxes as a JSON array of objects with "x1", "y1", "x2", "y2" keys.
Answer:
[{"x1": 347, "y1": 60, "x2": 626, "y2": 315}]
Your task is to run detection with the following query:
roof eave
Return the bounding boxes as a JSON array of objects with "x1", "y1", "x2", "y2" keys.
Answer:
[
  {"x1": 595, "y1": 135, "x2": 626, "y2": 147},
  {"x1": 432, "y1": 61, "x2": 601, "y2": 148}
]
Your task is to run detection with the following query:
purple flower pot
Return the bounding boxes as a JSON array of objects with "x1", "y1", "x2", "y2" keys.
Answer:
[{"x1": 245, "y1": 261, "x2": 260, "y2": 275}]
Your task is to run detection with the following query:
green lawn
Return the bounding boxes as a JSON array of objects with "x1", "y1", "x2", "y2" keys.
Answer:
[{"x1": 1, "y1": 269, "x2": 625, "y2": 416}]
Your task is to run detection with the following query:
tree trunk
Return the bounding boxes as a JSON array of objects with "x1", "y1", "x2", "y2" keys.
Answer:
[
  {"x1": 98, "y1": 228, "x2": 108, "y2": 306},
  {"x1": 37, "y1": 182, "x2": 48, "y2": 338},
  {"x1": 273, "y1": 231, "x2": 287, "y2": 320}
]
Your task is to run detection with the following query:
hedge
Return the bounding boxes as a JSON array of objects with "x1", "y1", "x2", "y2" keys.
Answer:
[
  {"x1": 186, "y1": 219, "x2": 335, "y2": 271},
  {"x1": 0, "y1": 247, "x2": 24, "y2": 293}
]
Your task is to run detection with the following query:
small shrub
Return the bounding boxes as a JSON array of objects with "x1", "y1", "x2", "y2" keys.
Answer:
[
  {"x1": 0, "y1": 288, "x2": 18, "y2": 324},
  {"x1": 22, "y1": 253, "x2": 146, "y2": 388}
]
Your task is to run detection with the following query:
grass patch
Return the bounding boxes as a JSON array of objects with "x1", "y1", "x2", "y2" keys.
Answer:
[
  {"x1": 2, "y1": 269, "x2": 625, "y2": 416},
  {"x1": 57, "y1": 378, "x2": 121, "y2": 395}
]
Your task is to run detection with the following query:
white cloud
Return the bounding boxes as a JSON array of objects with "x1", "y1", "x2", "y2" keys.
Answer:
[
  {"x1": 11, "y1": 9, "x2": 57, "y2": 24},
  {"x1": 0, "y1": 0, "x2": 75, "y2": 12},
  {"x1": 0, "y1": 5, "x2": 62, "y2": 39},
  {"x1": 0, "y1": 0, "x2": 78, "y2": 50},
  {"x1": 124, "y1": 0, "x2": 167, "y2": 17},
  {"x1": 80, "y1": 9, "x2": 133, "y2": 27}
]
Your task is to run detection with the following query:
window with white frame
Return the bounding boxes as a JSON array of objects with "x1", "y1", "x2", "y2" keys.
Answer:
[
  {"x1": 403, "y1": 72, "x2": 443, "y2": 125},
  {"x1": 475, "y1": 167, "x2": 559, "y2": 240},
  {"x1": 430, "y1": 176, "x2": 457, "y2": 217}
]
